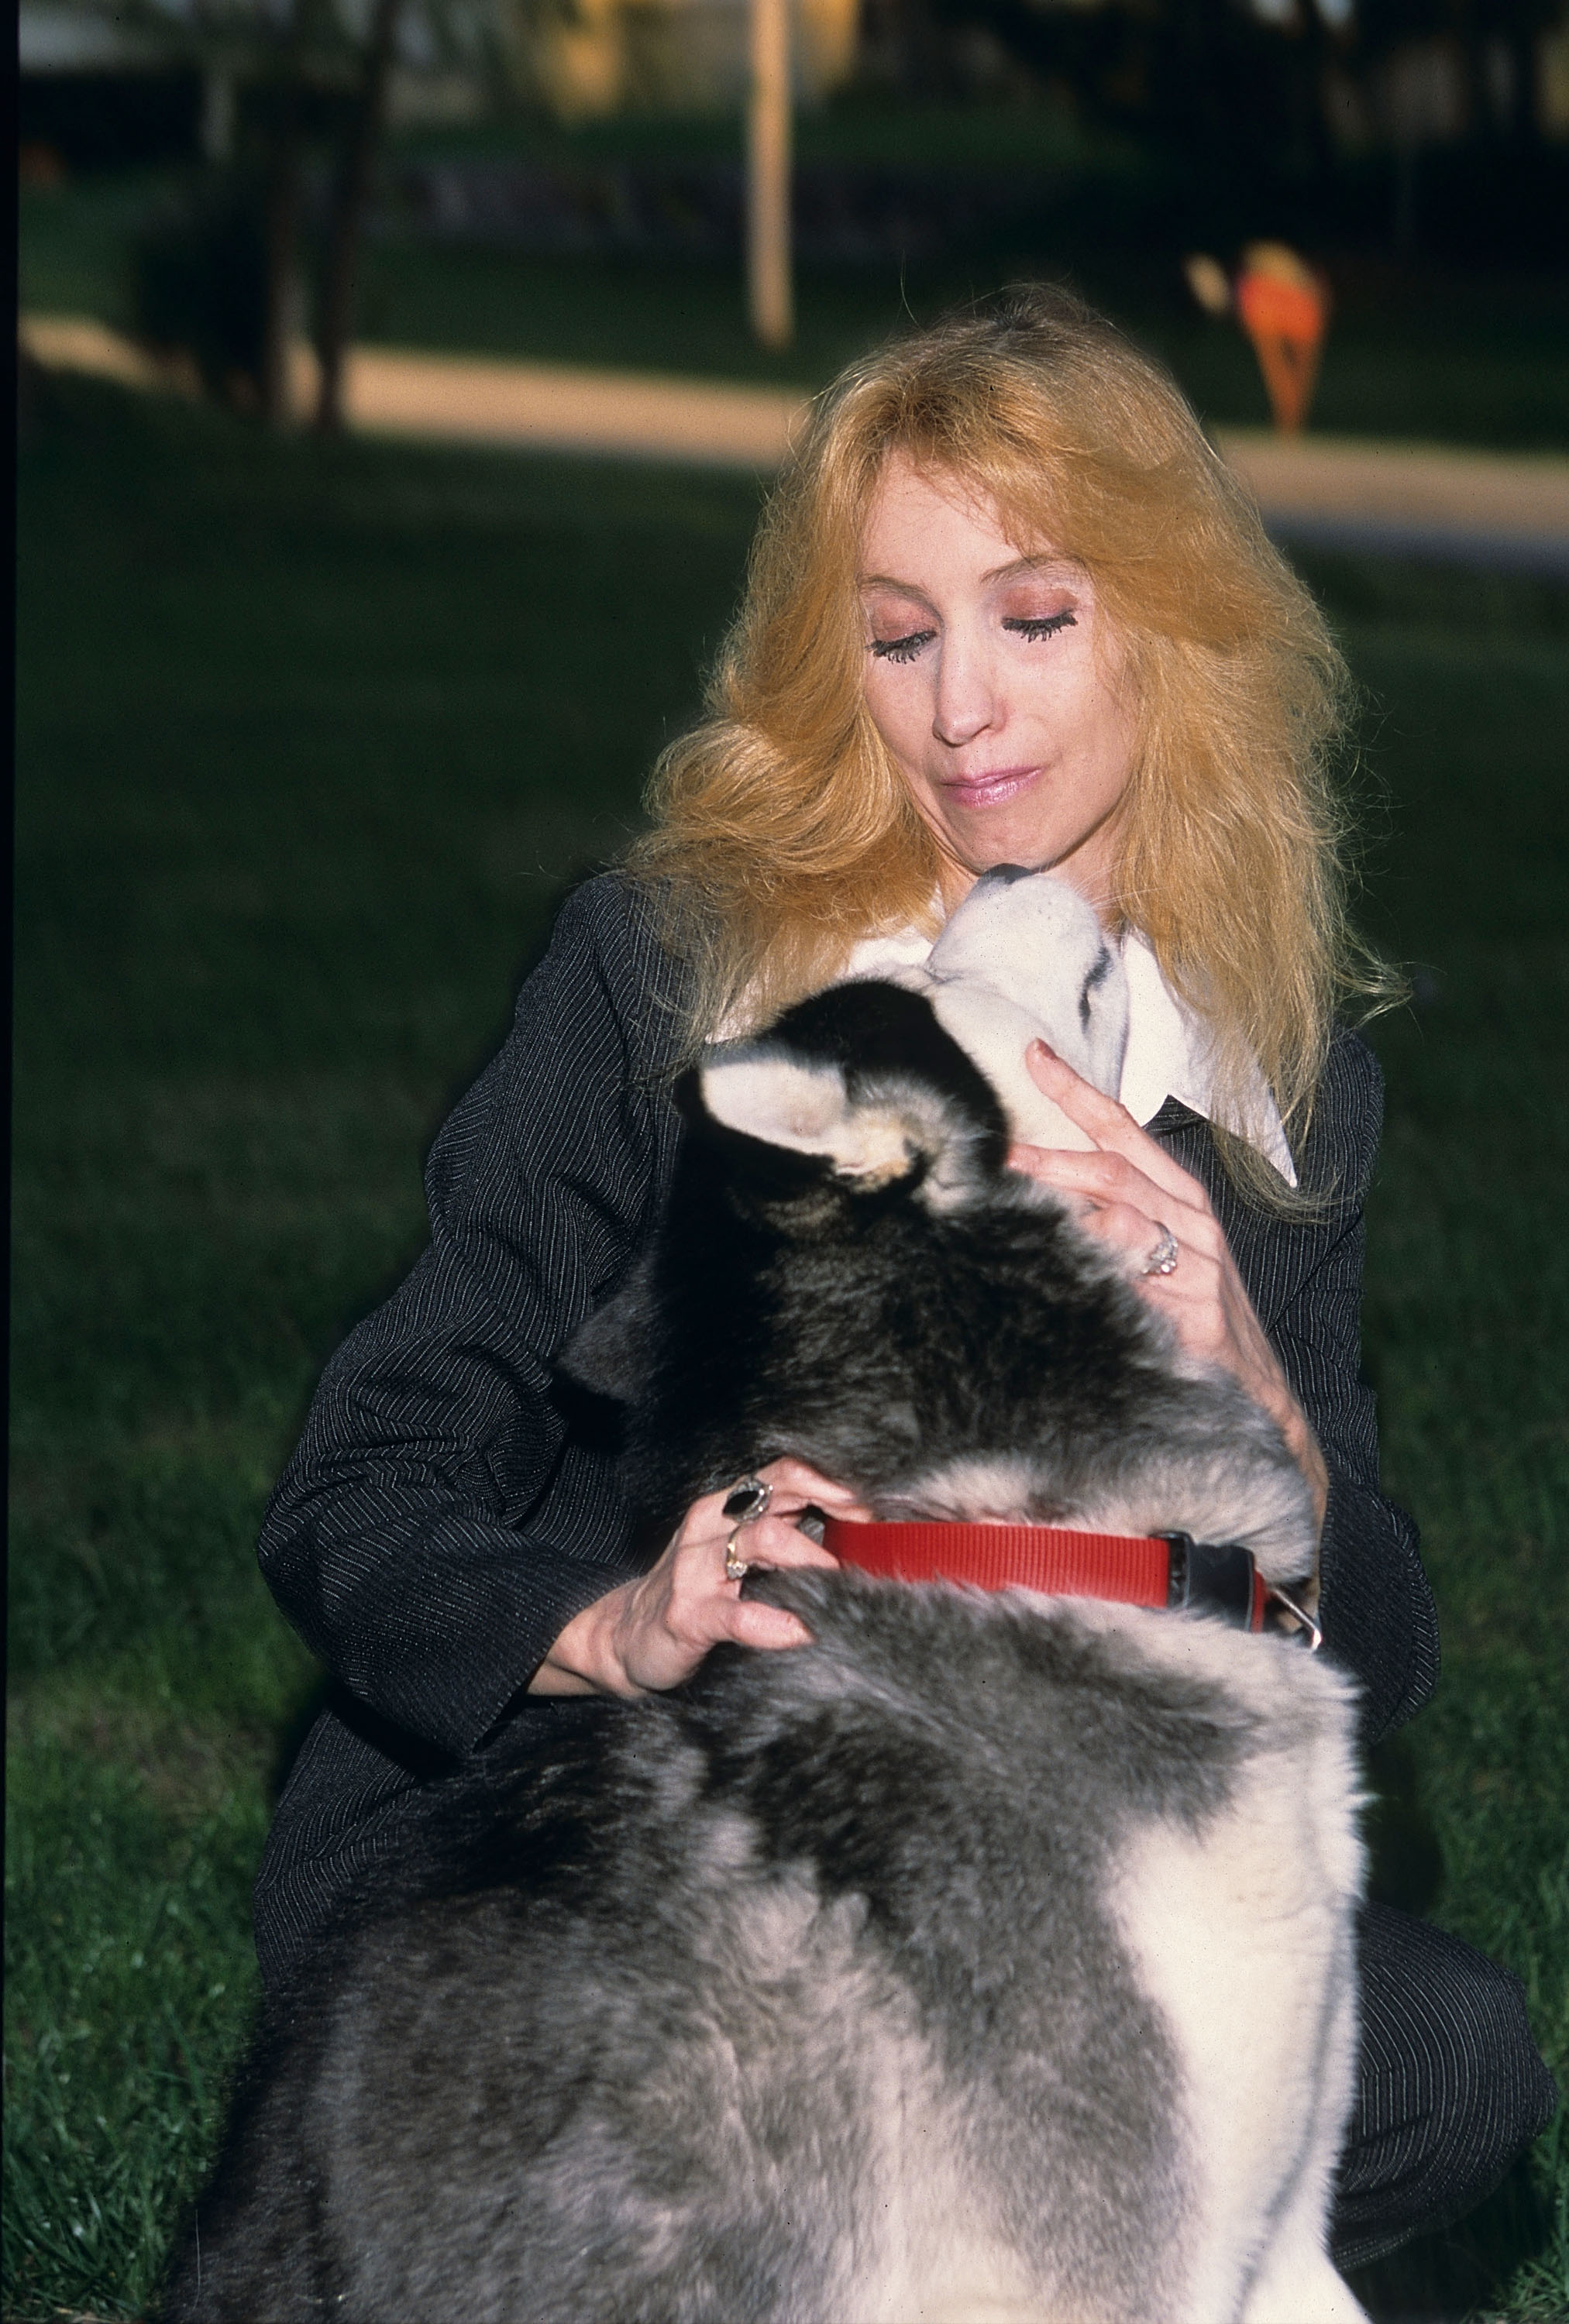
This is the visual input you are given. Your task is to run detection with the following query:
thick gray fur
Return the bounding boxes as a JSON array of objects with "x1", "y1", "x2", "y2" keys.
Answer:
[
  {"x1": 168, "y1": 1577, "x2": 1282, "y2": 2323},
  {"x1": 165, "y1": 920, "x2": 1362, "y2": 2324}
]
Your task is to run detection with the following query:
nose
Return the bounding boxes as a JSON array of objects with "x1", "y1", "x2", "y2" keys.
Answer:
[{"x1": 931, "y1": 631, "x2": 996, "y2": 749}]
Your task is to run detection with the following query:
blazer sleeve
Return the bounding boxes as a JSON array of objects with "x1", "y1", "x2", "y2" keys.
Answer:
[
  {"x1": 256, "y1": 875, "x2": 688, "y2": 1758},
  {"x1": 1268, "y1": 1033, "x2": 1440, "y2": 1745}
]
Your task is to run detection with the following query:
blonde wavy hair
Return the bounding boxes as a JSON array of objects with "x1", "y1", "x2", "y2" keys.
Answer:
[{"x1": 630, "y1": 285, "x2": 1395, "y2": 1203}]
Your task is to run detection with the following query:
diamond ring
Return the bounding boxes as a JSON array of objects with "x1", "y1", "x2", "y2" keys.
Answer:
[{"x1": 1141, "y1": 1225, "x2": 1180, "y2": 1277}]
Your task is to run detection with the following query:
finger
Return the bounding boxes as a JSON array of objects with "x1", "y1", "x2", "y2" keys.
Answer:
[
  {"x1": 1009, "y1": 1140, "x2": 1213, "y2": 1232},
  {"x1": 1069, "y1": 1205, "x2": 1199, "y2": 1299},
  {"x1": 755, "y1": 1456, "x2": 869, "y2": 1511},
  {"x1": 738, "y1": 1513, "x2": 841, "y2": 1571},
  {"x1": 1072, "y1": 1196, "x2": 1169, "y2": 1258},
  {"x1": 669, "y1": 1473, "x2": 830, "y2": 1551},
  {"x1": 1023, "y1": 1040, "x2": 1133, "y2": 1135},
  {"x1": 686, "y1": 1517, "x2": 839, "y2": 1598},
  {"x1": 678, "y1": 1482, "x2": 745, "y2": 1537},
  {"x1": 727, "y1": 1600, "x2": 815, "y2": 1654},
  {"x1": 1010, "y1": 1143, "x2": 1131, "y2": 1198},
  {"x1": 678, "y1": 1504, "x2": 845, "y2": 1566},
  {"x1": 695, "y1": 1460, "x2": 868, "y2": 1521},
  {"x1": 667, "y1": 1519, "x2": 838, "y2": 1622},
  {"x1": 1024, "y1": 1043, "x2": 1209, "y2": 1210},
  {"x1": 1006, "y1": 1141, "x2": 1097, "y2": 1209}
]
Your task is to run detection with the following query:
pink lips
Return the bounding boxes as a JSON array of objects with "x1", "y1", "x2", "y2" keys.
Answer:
[{"x1": 937, "y1": 765, "x2": 1041, "y2": 810}]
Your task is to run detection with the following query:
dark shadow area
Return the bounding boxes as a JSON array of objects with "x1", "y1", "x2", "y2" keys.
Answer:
[
  {"x1": 1352, "y1": 2150, "x2": 1557, "y2": 2320},
  {"x1": 1364, "y1": 1731, "x2": 1446, "y2": 1919},
  {"x1": 1350, "y1": 1752, "x2": 1558, "y2": 2314},
  {"x1": 267, "y1": 1668, "x2": 334, "y2": 1807},
  {"x1": 19, "y1": 68, "x2": 205, "y2": 171}
]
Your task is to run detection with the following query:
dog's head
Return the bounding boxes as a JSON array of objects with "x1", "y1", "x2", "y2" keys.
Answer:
[
  {"x1": 559, "y1": 970, "x2": 1313, "y2": 1575},
  {"x1": 924, "y1": 868, "x2": 1129, "y2": 1101},
  {"x1": 558, "y1": 982, "x2": 1017, "y2": 1423}
]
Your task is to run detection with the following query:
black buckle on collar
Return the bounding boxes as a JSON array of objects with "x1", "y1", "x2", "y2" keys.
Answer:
[
  {"x1": 1158, "y1": 1534, "x2": 1323, "y2": 1648},
  {"x1": 1161, "y1": 1532, "x2": 1260, "y2": 1630}
]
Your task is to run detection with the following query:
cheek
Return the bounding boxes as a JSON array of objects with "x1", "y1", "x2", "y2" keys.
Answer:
[
  {"x1": 861, "y1": 665, "x2": 925, "y2": 764},
  {"x1": 1066, "y1": 663, "x2": 1136, "y2": 794}
]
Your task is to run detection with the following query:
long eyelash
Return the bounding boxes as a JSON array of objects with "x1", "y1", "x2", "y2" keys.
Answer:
[
  {"x1": 1004, "y1": 613, "x2": 1076, "y2": 641},
  {"x1": 869, "y1": 630, "x2": 935, "y2": 663}
]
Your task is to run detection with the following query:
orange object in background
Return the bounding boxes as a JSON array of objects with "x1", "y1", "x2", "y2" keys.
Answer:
[{"x1": 1234, "y1": 242, "x2": 1330, "y2": 435}]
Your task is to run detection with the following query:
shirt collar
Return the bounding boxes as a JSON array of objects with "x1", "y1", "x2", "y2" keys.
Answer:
[{"x1": 1118, "y1": 932, "x2": 1296, "y2": 1186}]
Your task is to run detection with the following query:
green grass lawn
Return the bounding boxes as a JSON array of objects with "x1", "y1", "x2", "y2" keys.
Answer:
[
  {"x1": 8, "y1": 370, "x2": 1568, "y2": 2321},
  {"x1": 18, "y1": 124, "x2": 1569, "y2": 451}
]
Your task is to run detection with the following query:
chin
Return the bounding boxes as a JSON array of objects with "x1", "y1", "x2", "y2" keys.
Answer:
[{"x1": 954, "y1": 831, "x2": 1060, "y2": 878}]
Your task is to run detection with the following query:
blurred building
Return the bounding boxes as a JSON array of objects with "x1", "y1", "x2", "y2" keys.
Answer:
[
  {"x1": 1324, "y1": 31, "x2": 1569, "y2": 148},
  {"x1": 500, "y1": 0, "x2": 858, "y2": 118},
  {"x1": 19, "y1": 0, "x2": 859, "y2": 155},
  {"x1": 17, "y1": 0, "x2": 1567, "y2": 153}
]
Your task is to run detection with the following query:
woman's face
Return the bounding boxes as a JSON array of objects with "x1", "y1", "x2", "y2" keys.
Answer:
[{"x1": 858, "y1": 456, "x2": 1136, "y2": 915}]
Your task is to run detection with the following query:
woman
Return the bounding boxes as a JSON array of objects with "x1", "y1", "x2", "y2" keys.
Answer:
[{"x1": 253, "y1": 288, "x2": 1553, "y2": 2271}]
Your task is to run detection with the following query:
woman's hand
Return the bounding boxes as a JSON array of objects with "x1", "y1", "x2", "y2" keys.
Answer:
[
  {"x1": 528, "y1": 1458, "x2": 865, "y2": 1699},
  {"x1": 1010, "y1": 1040, "x2": 1329, "y2": 1537}
]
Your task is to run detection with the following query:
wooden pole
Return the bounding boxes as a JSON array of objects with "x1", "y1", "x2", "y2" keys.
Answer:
[
  {"x1": 315, "y1": 0, "x2": 404, "y2": 434},
  {"x1": 258, "y1": 0, "x2": 314, "y2": 427},
  {"x1": 747, "y1": 0, "x2": 793, "y2": 349}
]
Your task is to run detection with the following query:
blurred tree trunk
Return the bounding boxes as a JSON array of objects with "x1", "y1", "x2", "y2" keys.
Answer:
[
  {"x1": 1457, "y1": 31, "x2": 1498, "y2": 145},
  {"x1": 1285, "y1": 2, "x2": 1338, "y2": 188},
  {"x1": 747, "y1": 0, "x2": 793, "y2": 348},
  {"x1": 260, "y1": 69, "x2": 306, "y2": 423},
  {"x1": 1503, "y1": 22, "x2": 1541, "y2": 144},
  {"x1": 315, "y1": 0, "x2": 403, "y2": 434}
]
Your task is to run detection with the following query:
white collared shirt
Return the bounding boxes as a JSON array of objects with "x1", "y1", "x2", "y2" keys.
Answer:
[{"x1": 840, "y1": 923, "x2": 1297, "y2": 1186}]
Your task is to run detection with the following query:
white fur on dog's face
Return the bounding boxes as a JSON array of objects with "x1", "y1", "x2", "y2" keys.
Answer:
[
  {"x1": 924, "y1": 869, "x2": 1128, "y2": 1098},
  {"x1": 858, "y1": 458, "x2": 1136, "y2": 915},
  {"x1": 882, "y1": 869, "x2": 1130, "y2": 1153}
]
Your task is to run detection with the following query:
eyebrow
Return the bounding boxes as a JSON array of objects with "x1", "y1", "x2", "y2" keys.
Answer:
[{"x1": 858, "y1": 554, "x2": 1078, "y2": 593}]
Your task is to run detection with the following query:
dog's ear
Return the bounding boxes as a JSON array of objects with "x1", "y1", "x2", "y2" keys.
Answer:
[
  {"x1": 675, "y1": 1060, "x2": 911, "y2": 1241},
  {"x1": 692, "y1": 1050, "x2": 927, "y2": 1191},
  {"x1": 556, "y1": 1257, "x2": 656, "y2": 1402},
  {"x1": 687, "y1": 988, "x2": 1006, "y2": 1219}
]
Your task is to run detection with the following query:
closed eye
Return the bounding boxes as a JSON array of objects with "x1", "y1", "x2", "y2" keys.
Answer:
[
  {"x1": 869, "y1": 629, "x2": 938, "y2": 663},
  {"x1": 1003, "y1": 613, "x2": 1076, "y2": 641}
]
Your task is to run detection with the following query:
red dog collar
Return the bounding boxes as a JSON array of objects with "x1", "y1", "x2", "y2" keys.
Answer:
[{"x1": 821, "y1": 1517, "x2": 1289, "y2": 1637}]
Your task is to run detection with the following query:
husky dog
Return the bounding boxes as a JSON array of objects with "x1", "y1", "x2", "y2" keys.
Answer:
[{"x1": 167, "y1": 876, "x2": 1365, "y2": 2324}]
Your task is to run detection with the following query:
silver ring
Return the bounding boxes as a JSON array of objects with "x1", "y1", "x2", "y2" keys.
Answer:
[
  {"x1": 1141, "y1": 1225, "x2": 1179, "y2": 1277},
  {"x1": 722, "y1": 1477, "x2": 773, "y2": 1523},
  {"x1": 724, "y1": 1528, "x2": 751, "y2": 1583}
]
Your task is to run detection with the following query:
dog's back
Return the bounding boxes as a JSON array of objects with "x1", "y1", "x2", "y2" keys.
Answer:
[{"x1": 167, "y1": 1572, "x2": 1359, "y2": 2324}]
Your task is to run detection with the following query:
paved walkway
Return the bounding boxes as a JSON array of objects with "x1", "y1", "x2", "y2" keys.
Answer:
[{"x1": 22, "y1": 311, "x2": 1569, "y2": 573}]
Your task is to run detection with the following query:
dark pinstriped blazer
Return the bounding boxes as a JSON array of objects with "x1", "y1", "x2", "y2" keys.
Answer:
[{"x1": 253, "y1": 873, "x2": 1438, "y2": 1981}]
